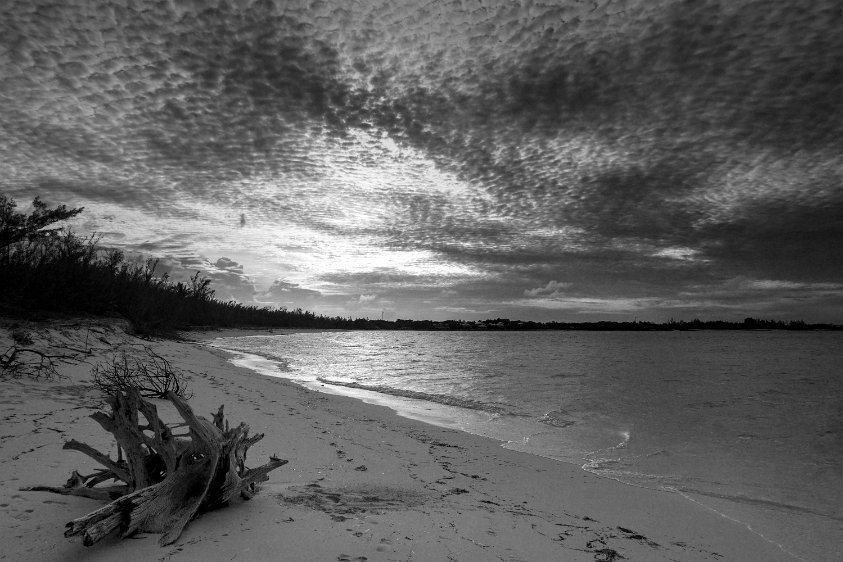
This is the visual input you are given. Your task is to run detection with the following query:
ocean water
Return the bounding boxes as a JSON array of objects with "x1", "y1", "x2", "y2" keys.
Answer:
[{"x1": 209, "y1": 330, "x2": 843, "y2": 561}]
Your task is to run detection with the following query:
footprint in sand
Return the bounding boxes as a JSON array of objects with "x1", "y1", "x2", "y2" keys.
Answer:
[{"x1": 280, "y1": 483, "x2": 428, "y2": 522}]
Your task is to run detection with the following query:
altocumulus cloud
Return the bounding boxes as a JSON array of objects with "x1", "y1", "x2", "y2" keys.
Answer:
[{"x1": 1, "y1": 0, "x2": 841, "y2": 321}]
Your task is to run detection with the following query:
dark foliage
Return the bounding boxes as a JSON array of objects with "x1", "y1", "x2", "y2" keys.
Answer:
[
  {"x1": 0, "y1": 227, "x2": 354, "y2": 333},
  {"x1": 0, "y1": 194, "x2": 83, "y2": 249},
  {"x1": 0, "y1": 194, "x2": 358, "y2": 333}
]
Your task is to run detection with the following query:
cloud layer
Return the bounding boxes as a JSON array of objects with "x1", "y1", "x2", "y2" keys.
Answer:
[{"x1": 2, "y1": 0, "x2": 841, "y2": 321}]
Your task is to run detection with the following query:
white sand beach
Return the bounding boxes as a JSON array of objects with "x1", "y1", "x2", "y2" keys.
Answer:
[{"x1": 0, "y1": 319, "x2": 801, "y2": 561}]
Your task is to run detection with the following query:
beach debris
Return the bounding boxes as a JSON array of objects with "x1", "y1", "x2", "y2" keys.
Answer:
[
  {"x1": 593, "y1": 548, "x2": 625, "y2": 561},
  {"x1": 1, "y1": 345, "x2": 75, "y2": 380},
  {"x1": 617, "y1": 526, "x2": 661, "y2": 548},
  {"x1": 1, "y1": 325, "x2": 96, "y2": 381},
  {"x1": 92, "y1": 346, "x2": 192, "y2": 399},
  {"x1": 21, "y1": 387, "x2": 287, "y2": 546}
]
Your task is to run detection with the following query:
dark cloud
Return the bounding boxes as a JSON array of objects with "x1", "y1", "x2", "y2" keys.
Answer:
[
  {"x1": 698, "y1": 197, "x2": 843, "y2": 282},
  {"x1": 200, "y1": 257, "x2": 257, "y2": 302},
  {"x1": 564, "y1": 160, "x2": 706, "y2": 243},
  {"x1": 129, "y1": 254, "x2": 259, "y2": 303},
  {"x1": 262, "y1": 279, "x2": 321, "y2": 305},
  {"x1": 213, "y1": 257, "x2": 244, "y2": 273}
]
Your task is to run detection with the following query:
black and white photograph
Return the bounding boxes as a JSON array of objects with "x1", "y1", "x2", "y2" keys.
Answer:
[{"x1": 1, "y1": 1, "x2": 841, "y2": 560}]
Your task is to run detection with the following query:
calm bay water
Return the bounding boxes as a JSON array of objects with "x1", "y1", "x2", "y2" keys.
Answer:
[{"x1": 210, "y1": 330, "x2": 843, "y2": 561}]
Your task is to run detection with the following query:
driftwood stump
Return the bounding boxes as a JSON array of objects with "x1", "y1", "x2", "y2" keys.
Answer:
[{"x1": 22, "y1": 388, "x2": 287, "y2": 546}]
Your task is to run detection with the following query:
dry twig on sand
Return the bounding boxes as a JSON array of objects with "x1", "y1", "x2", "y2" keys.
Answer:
[
  {"x1": 22, "y1": 388, "x2": 287, "y2": 546},
  {"x1": 1, "y1": 327, "x2": 96, "y2": 380},
  {"x1": 0, "y1": 345, "x2": 75, "y2": 380}
]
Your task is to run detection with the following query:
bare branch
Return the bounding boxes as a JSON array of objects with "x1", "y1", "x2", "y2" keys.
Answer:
[
  {"x1": 91, "y1": 347, "x2": 191, "y2": 399},
  {"x1": 0, "y1": 345, "x2": 78, "y2": 380},
  {"x1": 63, "y1": 440, "x2": 131, "y2": 485}
]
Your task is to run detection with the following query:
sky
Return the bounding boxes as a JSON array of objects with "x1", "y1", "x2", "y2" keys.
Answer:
[{"x1": 2, "y1": 0, "x2": 842, "y2": 322}]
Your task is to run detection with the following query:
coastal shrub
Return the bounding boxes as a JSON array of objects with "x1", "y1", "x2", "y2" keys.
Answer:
[
  {"x1": 92, "y1": 347, "x2": 192, "y2": 399},
  {"x1": 1, "y1": 194, "x2": 350, "y2": 333}
]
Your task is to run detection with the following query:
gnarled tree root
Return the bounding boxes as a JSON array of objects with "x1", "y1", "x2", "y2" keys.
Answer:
[{"x1": 22, "y1": 388, "x2": 287, "y2": 546}]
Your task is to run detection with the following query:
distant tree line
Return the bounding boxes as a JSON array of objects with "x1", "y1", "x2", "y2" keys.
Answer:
[
  {"x1": 2, "y1": 194, "x2": 839, "y2": 334},
  {"x1": 385, "y1": 317, "x2": 840, "y2": 331},
  {"x1": 0, "y1": 194, "x2": 357, "y2": 334}
]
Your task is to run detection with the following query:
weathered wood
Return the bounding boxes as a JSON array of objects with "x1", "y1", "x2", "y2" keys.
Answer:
[
  {"x1": 24, "y1": 387, "x2": 287, "y2": 546},
  {"x1": 19, "y1": 469, "x2": 129, "y2": 501},
  {"x1": 21, "y1": 483, "x2": 127, "y2": 502},
  {"x1": 211, "y1": 404, "x2": 225, "y2": 431},
  {"x1": 62, "y1": 440, "x2": 131, "y2": 485}
]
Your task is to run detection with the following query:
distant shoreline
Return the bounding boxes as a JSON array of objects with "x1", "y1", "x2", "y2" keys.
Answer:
[{"x1": 180, "y1": 318, "x2": 843, "y2": 333}]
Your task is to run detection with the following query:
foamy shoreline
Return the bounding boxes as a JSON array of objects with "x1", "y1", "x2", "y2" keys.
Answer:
[{"x1": 0, "y1": 320, "x2": 805, "y2": 561}]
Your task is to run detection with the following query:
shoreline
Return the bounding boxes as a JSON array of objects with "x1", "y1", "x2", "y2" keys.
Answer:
[
  {"x1": 193, "y1": 330, "x2": 817, "y2": 562},
  {"x1": 203, "y1": 337, "x2": 818, "y2": 562},
  {"x1": 0, "y1": 320, "x2": 813, "y2": 561}
]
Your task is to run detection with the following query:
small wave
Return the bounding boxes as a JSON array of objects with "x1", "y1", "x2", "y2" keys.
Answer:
[
  {"x1": 589, "y1": 430, "x2": 631, "y2": 454},
  {"x1": 206, "y1": 340, "x2": 291, "y2": 369},
  {"x1": 538, "y1": 409, "x2": 576, "y2": 428},
  {"x1": 585, "y1": 463, "x2": 682, "y2": 487},
  {"x1": 316, "y1": 378, "x2": 509, "y2": 414},
  {"x1": 678, "y1": 487, "x2": 843, "y2": 521},
  {"x1": 584, "y1": 449, "x2": 669, "y2": 474}
]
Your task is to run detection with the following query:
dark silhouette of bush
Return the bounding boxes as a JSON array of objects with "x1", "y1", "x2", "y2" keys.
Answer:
[
  {"x1": 1, "y1": 194, "x2": 83, "y2": 249},
  {"x1": 0, "y1": 194, "x2": 358, "y2": 333},
  {"x1": 92, "y1": 347, "x2": 192, "y2": 399}
]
